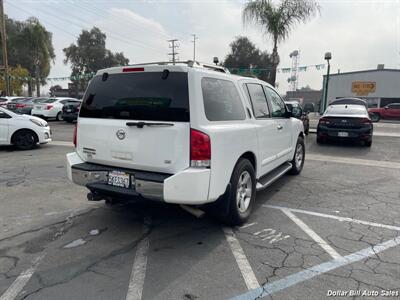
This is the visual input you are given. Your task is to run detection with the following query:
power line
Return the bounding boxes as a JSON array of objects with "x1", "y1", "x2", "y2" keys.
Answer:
[{"x1": 168, "y1": 39, "x2": 179, "y2": 64}]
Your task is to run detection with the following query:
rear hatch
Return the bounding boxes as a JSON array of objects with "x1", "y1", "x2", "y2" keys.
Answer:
[
  {"x1": 77, "y1": 69, "x2": 190, "y2": 174},
  {"x1": 63, "y1": 102, "x2": 80, "y2": 114}
]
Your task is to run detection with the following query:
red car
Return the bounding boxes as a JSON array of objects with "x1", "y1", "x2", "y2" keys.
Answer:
[{"x1": 368, "y1": 103, "x2": 400, "y2": 121}]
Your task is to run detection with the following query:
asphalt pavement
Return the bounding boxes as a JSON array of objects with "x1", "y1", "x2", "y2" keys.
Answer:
[{"x1": 0, "y1": 121, "x2": 399, "y2": 300}]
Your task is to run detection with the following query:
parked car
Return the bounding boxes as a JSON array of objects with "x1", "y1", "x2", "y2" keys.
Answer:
[
  {"x1": 61, "y1": 100, "x2": 82, "y2": 123},
  {"x1": 0, "y1": 96, "x2": 26, "y2": 108},
  {"x1": 285, "y1": 101, "x2": 310, "y2": 134},
  {"x1": 317, "y1": 104, "x2": 373, "y2": 146},
  {"x1": 31, "y1": 97, "x2": 80, "y2": 121},
  {"x1": 303, "y1": 102, "x2": 315, "y2": 113},
  {"x1": 368, "y1": 103, "x2": 400, "y2": 122},
  {"x1": 329, "y1": 97, "x2": 368, "y2": 108},
  {"x1": 66, "y1": 61, "x2": 305, "y2": 225},
  {"x1": 7, "y1": 97, "x2": 48, "y2": 115},
  {"x1": 0, "y1": 107, "x2": 51, "y2": 150}
]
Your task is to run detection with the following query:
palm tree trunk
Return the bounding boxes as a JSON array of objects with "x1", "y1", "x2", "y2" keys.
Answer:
[
  {"x1": 35, "y1": 63, "x2": 40, "y2": 97},
  {"x1": 270, "y1": 38, "x2": 279, "y2": 87},
  {"x1": 28, "y1": 80, "x2": 32, "y2": 97}
]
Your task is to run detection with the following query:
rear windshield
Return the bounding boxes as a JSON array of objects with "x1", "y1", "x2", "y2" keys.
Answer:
[
  {"x1": 326, "y1": 105, "x2": 367, "y2": 115},
  {"x1": 43, "y1": 98, "x2": 57, "y2": 103},
  {"x1": 80, "y1": 72, "x2": 190, "y2": 122}
]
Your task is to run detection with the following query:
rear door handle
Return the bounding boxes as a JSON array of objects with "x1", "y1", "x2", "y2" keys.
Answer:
[{"x1": 277, "y1": 125, "x2": 283, "y2": 130}]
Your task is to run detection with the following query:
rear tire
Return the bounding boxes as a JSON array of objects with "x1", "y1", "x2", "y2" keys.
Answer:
[
  {"x1": 56, "y1": 112, "x2": 63, "y2": 121},
  {"x1": 370, "y1": 113, "x2": 380, "y2": 122},
  {"x1": 364, "y1": 139, "x2": 372, "y2": 147},
  {"x1": 223, "y1": 159, "x2": 256, "y2": 226},
  {"x1": 13, "y1": 130, "x2": 37, "y2": 150},
  {"x1": 289, "y1": 136, "x2": 305, "y2": 175}
]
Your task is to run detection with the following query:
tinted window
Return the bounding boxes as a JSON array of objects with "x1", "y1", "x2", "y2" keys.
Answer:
[
  {"x1": 388, "y1": 104, "x2": 400, "y2": 109},
  {"x1": 326, "y1": 105, "x2": 367, "y2": 115},
  {"x1": 264, "y1": 87, "x2": 287, "y2": 118},
  {"x1": 80, "y1": 72, "x2": 189, "y2": 121},
  {"x1": 246, "y1": 84, "x2": 270, "y2": 118},
  {"x1": 202, "y1": 77, "x2": 245, "y2": 121},
  {"x1": 0, "y1": 110, "x2": 11, "y2": 118},
  {"x1": 43, "y1": 98, "x2": 57, "y2": 103},
  {"x1": 0, "y1": 98, "x2": 6, "y2": 103}
]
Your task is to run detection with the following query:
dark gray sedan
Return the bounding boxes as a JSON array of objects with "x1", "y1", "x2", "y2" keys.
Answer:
[{"x1": 7, "y1": 97, "x2": 48, "y2": 115}]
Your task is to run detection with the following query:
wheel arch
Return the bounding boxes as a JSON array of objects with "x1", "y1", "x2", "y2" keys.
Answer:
[
  {"x1": 11, "y1": 128, "x2": 39, "y2": 145},
  {"x1": 238, "y1": 151, "x2": 257, "y2": 176}
]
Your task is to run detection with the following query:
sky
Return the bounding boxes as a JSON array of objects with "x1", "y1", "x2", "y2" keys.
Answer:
[{"x1": 5, "y1": 0, "x2": 400, "y2": 95}]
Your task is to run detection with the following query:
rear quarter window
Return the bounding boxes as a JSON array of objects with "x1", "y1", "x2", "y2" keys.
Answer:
[{"x1": 201, "y1": 77, "x2": 246, "y2": 121}]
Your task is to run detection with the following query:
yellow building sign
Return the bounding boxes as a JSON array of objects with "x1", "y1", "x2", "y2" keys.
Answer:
[{"x1": 351, "y1": 81, "x2": 376, "y2": 96}]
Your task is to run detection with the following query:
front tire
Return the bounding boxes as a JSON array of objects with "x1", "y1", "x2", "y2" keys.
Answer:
[
  {"x1": 289, "y1": 136, "x2": 305, "y2": 175},
  {"x1": 13, "y1": 130, "x2": 37, "y2": 150},
  {"x1": 224, "y1": 159, "x2": 256, "y2": 226}
]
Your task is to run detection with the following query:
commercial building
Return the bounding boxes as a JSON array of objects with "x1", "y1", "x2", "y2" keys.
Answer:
[{"x1": 323, "y1": 66, "x2": 400, "y2": 108}]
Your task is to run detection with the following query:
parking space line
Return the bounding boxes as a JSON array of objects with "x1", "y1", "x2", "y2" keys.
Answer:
[
  {"x1": 281, "y1": 209, "x2": 342, "y2": 259},
  {"x1": 0, "y1": 255, "x2": 44, "y2": 300},
  {"x1": 231, "y1": 235, "x2": 400, "y2": 300},
  {"x1": 264, "y1": 205, "x2": 400, "y2": 232},
  {"x1": 49, "y1": 141, "x2": 74, "y2": 147},
  {"x1": 126, "y1": 217, "x2": 151, "y2": 300},
  {"x1": 307, "y1": 154, "x2": 400, "y2": 169},
  {"x1": 239, "y1": 222, "x2": 257, "y2": 229},
  {"x1": 222, "y1": 227, "x2": 260, "y2": 290}
]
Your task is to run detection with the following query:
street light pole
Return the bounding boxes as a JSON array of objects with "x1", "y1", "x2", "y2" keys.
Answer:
[{"x1": 322, "y1": 52, "x2": 332, "y2": 113}]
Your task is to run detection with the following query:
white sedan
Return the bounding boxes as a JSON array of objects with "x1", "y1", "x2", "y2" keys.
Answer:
[
  {"x1": 0, "y1": 107, "x2": 51, "y2": 150},
  {"x1": 31, "y1": 97, "x2": 80, "y2": 121}
]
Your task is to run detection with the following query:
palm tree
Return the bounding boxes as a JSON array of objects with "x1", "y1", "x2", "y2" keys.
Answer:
[{"x1": 243, "y1": 0, "x2": 319, "y2": 86}]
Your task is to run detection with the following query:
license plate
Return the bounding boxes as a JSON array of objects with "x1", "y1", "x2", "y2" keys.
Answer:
[
  {"x1": 66, "y1": 109, "x2": 72, "y2": 113},
  {"x1": 108, "y1": 171, "x2": 130, "y2": 188},
  {"x1": 35, "y1": 106, "x2": 42, "y2": 110},
  {"x1": 338, "y1": 132, "x2": 349, "y2": 137}
]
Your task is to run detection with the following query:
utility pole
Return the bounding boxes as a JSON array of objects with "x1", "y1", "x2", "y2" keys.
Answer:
[
  {"x1": 168, "y1": 39, "x2": 179, "y2": 65},
  {"x1": 191, "y1": 34, "x2": 198, "y2": 61},
  {"x1": 0, "y1": 0, "x2": 10, "y2": 96}
]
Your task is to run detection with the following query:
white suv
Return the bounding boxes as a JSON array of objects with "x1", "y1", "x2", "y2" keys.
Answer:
[{"x1": 66, "y1": 61, "x2": 305, "y2": 225}]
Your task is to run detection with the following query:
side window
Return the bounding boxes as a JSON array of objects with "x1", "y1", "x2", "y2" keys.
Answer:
[
  {"x1": 0, "y1": 111, "x2": 11, "y2": 118},
  {"x1": 246, "y1": 83, "x2": 270, "y2": 118},
  {"x1": 264, "y1": 87, "x2": 287, "y2": 118},
  {"x1": 201, "y1": 77, "x2": 246, "y2": 121}
]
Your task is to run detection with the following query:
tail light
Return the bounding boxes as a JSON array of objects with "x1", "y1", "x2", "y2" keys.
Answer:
[
  {"x1": 76, "y1": 106, "x2": 80, "y2": 112},
  {"x1": 190, "y1": 129, "x2": 211, "y2": 168},
  {"x1": 16, "y1": 103, "x2": 26, "y2": 108},
  {"x1": 45, "y1": 105, "x2": 53, "y2": 110},
  {"x1": 318, "y1": 117, "x2": 330, "y2": 125},
  {"x1": 359, "y1": 118, "x2": 372, "y2": 124},
  {"x1": 73, "y1": 125, "x2": 77, "y2": 147}
]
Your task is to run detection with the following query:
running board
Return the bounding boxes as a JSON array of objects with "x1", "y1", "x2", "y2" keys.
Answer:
[{"x1": 256, "y1": 162, "x2": 292, "y2": 191}]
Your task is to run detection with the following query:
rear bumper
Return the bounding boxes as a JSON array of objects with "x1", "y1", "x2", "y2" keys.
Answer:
[
  {"x1": 62, "y1": 112, "x2": 78, "y2": 120},
  {"x1": 66, "y1": 152, "x2": 211, "y2": 204},
  {"x1": 317, "y1": 125, "x2": 373, "y2": 140}
]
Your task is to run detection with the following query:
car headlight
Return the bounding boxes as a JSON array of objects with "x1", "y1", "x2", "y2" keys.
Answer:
[{"x1": 30, "y1": 119, "x2": 46, "y2": 127}]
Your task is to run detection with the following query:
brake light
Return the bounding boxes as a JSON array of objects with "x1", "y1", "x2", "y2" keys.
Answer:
[
  {"x1": 45, "y1": 105, "x2": 53, "y2": 110},
  {"x1": 319, "y1": 117, "x2": 330, "y2": 125},
  {"x1": 190, "y1": 129, "x2": 211, "y2": 168},
  {"x1": 76, "y1": 106, "x2": 80, "y2": 112},
  {"x1": 73, "y1": 125, "x2": 77, "y2": 147},
  {"x1": 122, "y1": 67, "x2": 144, "y2": 72},
  {"x1": 16, "y1": 103, "x2": 26, "y2": 108},
  {"x1": 359, "y1": 118, "x2": 372, "y2": 124}
]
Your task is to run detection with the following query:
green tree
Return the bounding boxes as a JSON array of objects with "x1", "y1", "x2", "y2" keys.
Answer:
[
  {"x1": 223, "y1": 36, "x2": 272, "y2": 82},
  {"x1": 1, "y1": 16, "x2": 55, "y2": 96},
  {"x1": 0, "y1": 65, "x2": 29, "y2": 95},
  {"x1": 63, "y1": 27, "x2": 129, "y2": 95},
  {"x1": 243, "y1": 0, "x2": 319, "y2": 86}
]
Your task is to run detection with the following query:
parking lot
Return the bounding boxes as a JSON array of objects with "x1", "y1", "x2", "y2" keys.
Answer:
[{"x1": 1, "y1": 121, "x2": 399, "y2": 300}]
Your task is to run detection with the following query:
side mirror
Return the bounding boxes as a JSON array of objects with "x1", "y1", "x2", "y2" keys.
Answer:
[{"x1": 291, "y1": 107, "x2": 302, "y2": 118}]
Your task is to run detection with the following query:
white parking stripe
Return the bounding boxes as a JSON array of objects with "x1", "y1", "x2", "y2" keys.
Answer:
[
  {"x1": 307, "y1": 154, "x2": 400, "y2": 169},
  {"x1": 126, "y1": 217, "x2": 151, "y2": 300},
  {"x1": 231, "y1": 235, "x2": 400, "y2": 300},
  {"x1": 222, "y1": 227, "x2": 259, "y2": 290},
  {"x1": 49, "y1": 141, "x2": 74, "y2": 147},
  {"x1": 0, "y1": 255, "x2": 44, "y2": 300},
  {"x1": 281, "y1": 209, "x2": 342, "y2": 259},
  {"x1": 239, "y1": 222, "x2": 257, "y2": 229},
  {"x1": 264, "y1": 205, "x2": 400, "y2": 232}
]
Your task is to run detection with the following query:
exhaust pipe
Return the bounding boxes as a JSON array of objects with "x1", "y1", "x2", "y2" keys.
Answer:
[{"x1": 87, "y1": 192, "x2": 103, "y2": 202}]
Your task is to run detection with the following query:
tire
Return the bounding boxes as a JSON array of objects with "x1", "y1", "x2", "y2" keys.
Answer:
[
  {"x1": 316, "y1": 136, "x2": 324, "y2": 144},
  {"x1": 289, "y1": 136, "x2": 305, "y2": 175},
  {"x1": 65, "y1": 119, "x2": 73, "y2": 123},
  {"x1": 56, "y1": 112, "x2": 63, "y2": 121},
  {"x1": 371, "y1": 113, "x2": 380, "y2": 122},
  {"x1": 224, "y1": 158, "x2": 256, "y2": 226},
  {"x1": 364, "y1": 139, "x2": 372, "y2": 147},
  {"x1": 13, "y1": 130, "x2": 38, "y2": 150}
]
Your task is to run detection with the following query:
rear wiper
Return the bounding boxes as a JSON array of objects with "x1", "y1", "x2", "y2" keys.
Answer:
[{"x1": 126, "y1": 121, "x2": 174, "y2": 128}]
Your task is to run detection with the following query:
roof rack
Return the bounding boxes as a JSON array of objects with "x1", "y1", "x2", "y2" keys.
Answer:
[{"x1": 122, "y1": 61, "x2": 230, "y2": 74}]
